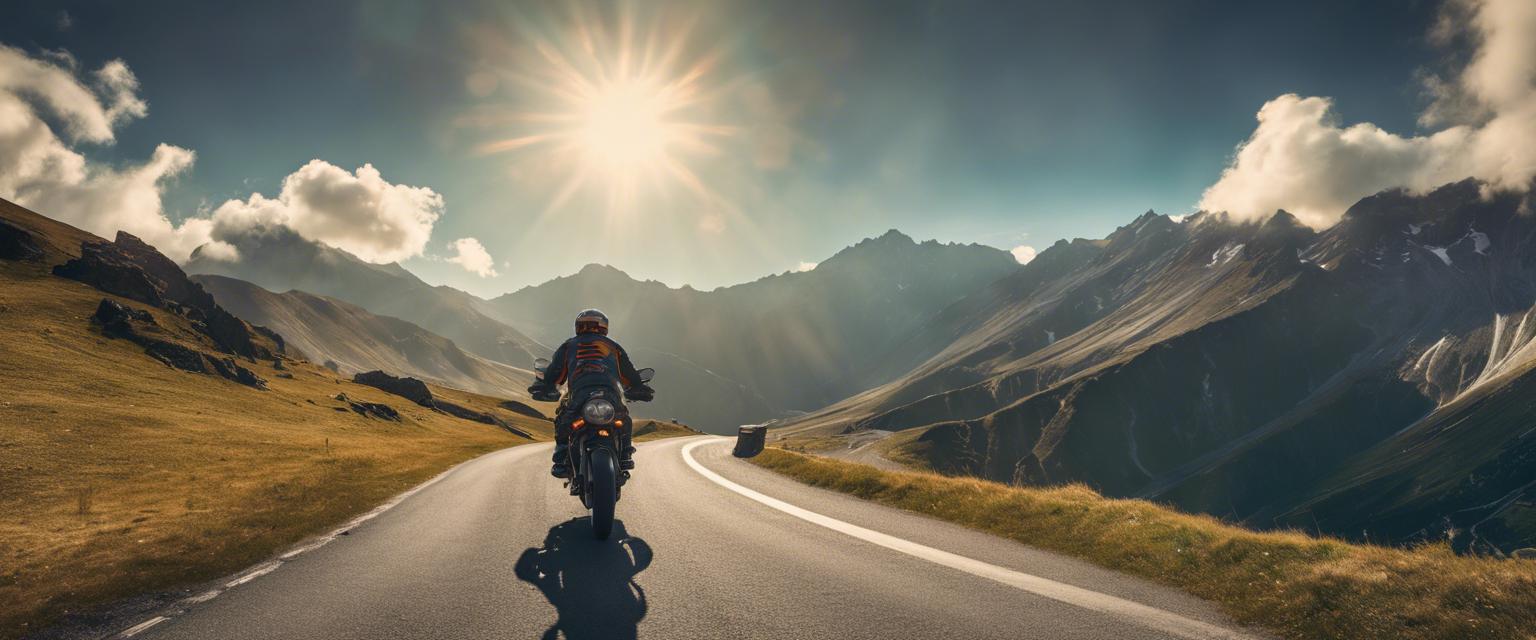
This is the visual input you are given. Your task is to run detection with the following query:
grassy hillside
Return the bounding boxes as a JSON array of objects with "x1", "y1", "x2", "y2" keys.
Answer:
[
  {"x1": 633, "y1": 419, "x2": 703, "y2": 441},
  {"x1": 0, "y1": 200, "x2": 553, "y2": 637},
  {"x1": 751, "y1": 448, "x2": 1536, "y2": 640}
]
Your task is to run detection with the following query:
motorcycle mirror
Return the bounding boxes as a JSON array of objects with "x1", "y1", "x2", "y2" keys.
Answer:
[
  {"x1": 534, "y1": 357, "x2": 550, "y2": 373},
  {"x1": 638, "y1": 367, "x2": 655, "y2": 383}
]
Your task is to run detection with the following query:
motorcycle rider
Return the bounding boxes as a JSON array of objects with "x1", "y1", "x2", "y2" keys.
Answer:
[{"x1": 528, "y1": 309, "x2": 655, "y2": 478}]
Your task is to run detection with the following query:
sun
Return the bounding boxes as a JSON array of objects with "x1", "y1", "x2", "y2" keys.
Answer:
[
  {"x1": 578, "y1": 78, "x2": 671, "y2": 173},
  {"x1": 471, "y1": 6, "x2": 732, "y2": 211}
]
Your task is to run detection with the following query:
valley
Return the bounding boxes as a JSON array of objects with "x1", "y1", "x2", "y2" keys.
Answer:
[{"x1": 7, "y1": 176, "x2": 1536, "y2": 637}]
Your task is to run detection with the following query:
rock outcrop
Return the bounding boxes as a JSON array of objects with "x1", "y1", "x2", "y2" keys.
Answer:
[
  {"x1": 353, "y1": 371, "x2": 434, "y2": 406},
  {"x1": 332, "y1": 393, "x2": 401, "y2": 421},
  {"x1": 352, "y1": 369, "x2": 528, "y2": 436},
  {"x1": 0, "y1": 219, "x2": 43, "y2": 262},
  {"x1": 56, "y1": 232, "x2": 282, "y2": 360},
  {"x1": 92, "y1": 299, "x2": 267, "y2": 389},
  {"x1": 433, "y1": 401, "x2": 508, "y2": 428}
]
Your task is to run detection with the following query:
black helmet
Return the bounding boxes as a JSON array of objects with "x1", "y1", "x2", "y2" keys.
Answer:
[{"x1": 575, "y1": 309, "x2": 609, "y2": 335}]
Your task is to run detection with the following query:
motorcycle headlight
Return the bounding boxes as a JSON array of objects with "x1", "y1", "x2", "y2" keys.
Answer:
[{"x1": 581, "y1": 398, "x2": 616, "y2": 425}]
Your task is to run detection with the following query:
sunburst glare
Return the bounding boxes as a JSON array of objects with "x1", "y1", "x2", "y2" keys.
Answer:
[{"x1": 473, "y1": 4, "x2": 733, "y2": 213}]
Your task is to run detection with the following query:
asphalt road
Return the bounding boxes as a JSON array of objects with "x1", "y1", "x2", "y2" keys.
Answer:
[{"x1": 115, "y1": 437, "x2": 1265, "y2": 640}]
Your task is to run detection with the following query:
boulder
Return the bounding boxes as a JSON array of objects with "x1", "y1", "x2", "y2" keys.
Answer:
[
  {"x1": 208, "y1": 356, "x2": 267, "y2": 389},
  {"x1": 92, "y1": 299, "x2": 156, "y2": 339},
  {"x1": 0, "y1": 219, "x2": 43, "y2": 262},
  {"x1": 353, "y1": 370, "x2": 434, "y2": 406},
  {"x1": 144, "y1": 341, "x2": 208, "y2": 373},
  {"x1": 350, "y1": 401, "x2": 401, "y2": 421},
  {"x1": 252, "y1": 324, "x2": 286, "y2": 354},
  {"x1": 333, "y1": 392, "x2": 399, "y2": 420}
]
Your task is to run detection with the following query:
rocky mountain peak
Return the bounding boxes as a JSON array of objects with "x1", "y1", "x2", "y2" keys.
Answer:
[
  {"x1": 1252, "y1": 209, "x2": 1316, "y2": 251},
  {"x1": 574, "y1": 263, "x2": 632, "y2": 279}
]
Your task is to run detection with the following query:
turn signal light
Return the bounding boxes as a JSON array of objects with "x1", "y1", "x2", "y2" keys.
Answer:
[
  {"x1": 597, "y1": 429, "x2": 610, "y2": 436},
  {"x1": 572, "y1": 419, "x2": 586, "y2": 429}
]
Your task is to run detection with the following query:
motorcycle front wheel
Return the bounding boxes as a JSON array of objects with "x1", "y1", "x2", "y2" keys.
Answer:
[{"x1": 587, "y1": 447, "x2": 617, "y2": 540}]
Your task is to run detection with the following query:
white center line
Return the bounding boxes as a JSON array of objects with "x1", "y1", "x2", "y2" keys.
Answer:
[{"x1": 680, "y1": 439, "x2": 1260, "y2": 640}]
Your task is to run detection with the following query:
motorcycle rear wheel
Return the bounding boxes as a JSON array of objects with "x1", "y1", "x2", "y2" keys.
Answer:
[{"x1": 587, "y1": 447, "x2": 618, "y2": 540}]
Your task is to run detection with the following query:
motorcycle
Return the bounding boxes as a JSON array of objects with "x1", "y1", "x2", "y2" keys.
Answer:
[{"x1": 532, "y1": 357, "x2": 655, "y2": 540}]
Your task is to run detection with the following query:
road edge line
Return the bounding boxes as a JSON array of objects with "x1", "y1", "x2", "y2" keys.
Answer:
[
  {"x1": 106, "y1": 443, "x2": 550, "y2": 639},
  {"x1": 680, "y1": 439, "x2": 1259, "y2": 640}
]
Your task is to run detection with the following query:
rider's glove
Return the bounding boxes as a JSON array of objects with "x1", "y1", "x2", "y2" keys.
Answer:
[
  {"x1": 624, "y1": 384, "x2": 655, "y2": 402},
  {"x1": 528, "y1": 382, "x2": 560, "y2": 402}
]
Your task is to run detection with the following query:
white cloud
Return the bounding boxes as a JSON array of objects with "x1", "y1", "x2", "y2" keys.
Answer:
[
  {"x1": 209, "y1": 161, "x2": 443, "y2": 264},
  {"x1": 446, "y1": 237, "x2": 498, "y2": 277},
  {"x1": 795, "y1": 261, "x2": 818, "y2": 272},
  {"x1": 1010, "y1": 245, "x2": 1037, "y2": 264},
  {"x1": 0, "y1": 45, "x2": 210, "y2": 260},
  {"x1": 0, "y1": 46, "x2": 448, "y2": 266},
  {"x1": 1200, "y1": 0, "x2": 1536, "y2": 228}
]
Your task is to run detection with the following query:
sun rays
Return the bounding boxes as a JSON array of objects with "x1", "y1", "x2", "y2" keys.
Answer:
[{"x1": 472, "y1": 3, "x2": 734, "y2": 214}]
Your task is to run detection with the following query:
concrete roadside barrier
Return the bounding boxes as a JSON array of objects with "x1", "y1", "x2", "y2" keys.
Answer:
[{"x1": 733, "y1": 425, "x2": 768, "y2": 457}]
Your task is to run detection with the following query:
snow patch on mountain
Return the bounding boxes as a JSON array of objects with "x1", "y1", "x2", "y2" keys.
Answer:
[
  {"x1": 1469, "y1": 230, "x2": 1490, "y2": 255},
  {"x1": 1207, "y1": 243, "x2": 1244, "y2": 268}
]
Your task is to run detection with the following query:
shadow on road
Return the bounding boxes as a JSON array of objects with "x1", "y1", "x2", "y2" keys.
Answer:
[{"x1": 515, "y1": 518, "x2": 653, "y2": 640}]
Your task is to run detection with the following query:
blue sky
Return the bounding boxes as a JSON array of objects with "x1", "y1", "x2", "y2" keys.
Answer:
[{"x1": 0, "y1": 0, "x2": 1446, "y2": 295}]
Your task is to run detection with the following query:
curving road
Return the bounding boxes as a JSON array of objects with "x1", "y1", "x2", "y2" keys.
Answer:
[{"x1": 110, "y1": 437, "x2": 1264, "y2": 640}]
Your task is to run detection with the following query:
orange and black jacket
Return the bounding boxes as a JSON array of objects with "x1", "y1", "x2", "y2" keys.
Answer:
[{"x1": 541, "y1": 333, "x2": 644, "y2": 393}]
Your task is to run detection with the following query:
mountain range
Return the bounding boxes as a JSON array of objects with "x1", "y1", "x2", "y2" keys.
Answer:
[
  {"x1": 188, "y1": 226, "x2": 1021, "y2": 428},
  {"x1": 9, "y1": 176, "x2": 1535, "y2": 554},
  {"x1": 784, "y1": 179, "x2": 1536, "y2": 554}
]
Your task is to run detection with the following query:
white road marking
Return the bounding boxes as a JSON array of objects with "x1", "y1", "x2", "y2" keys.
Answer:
[
  {"x1": 116, "y1": 616, "x2": 167, "y2": 638},
  {"x1": 179, "y1": 590, "x2": 222, "y2": 605},
  {"x1": 280, "y1": 458, "x2": 463, "y2": 561},
  {"x1": 101, "y1": 445, "x2": 547, "y2": 639},
  {"x1": 225, "y1": 561, "x2": 282, "y2": 588},
  {"x1": 681, "y1": 439, "x2": 1260, "y2": 640}
]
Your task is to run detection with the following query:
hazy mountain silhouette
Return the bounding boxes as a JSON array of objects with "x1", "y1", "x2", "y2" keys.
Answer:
[
  {"x1": 482, "y1": 230, "x2": 1022, "y2": 426},
  {"x1": 185, "y1": 225, "x2": 546, "y2": 369},
  {"x1": 194, "y1": 274, "x2": 535, "y2": 398}
]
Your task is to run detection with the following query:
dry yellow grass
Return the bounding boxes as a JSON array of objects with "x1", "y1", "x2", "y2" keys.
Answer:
[
  {"x1": 633, "y1": 419, "x2": 701, "y2": 442},
  {"x1": 751, "y1": 447, "x2": 1536, "y2": 640},
  {"x1": 0, "y1": 259, "x2": 552, "y2": 638}
]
